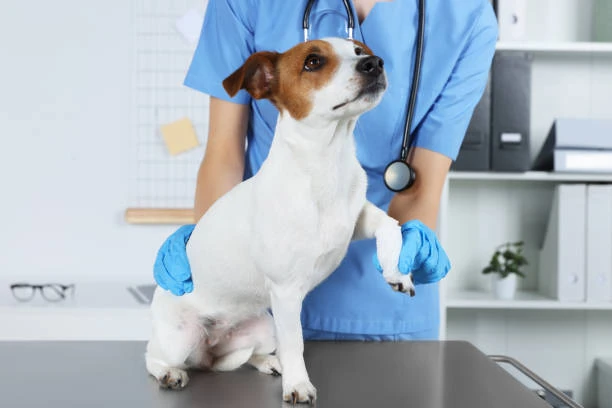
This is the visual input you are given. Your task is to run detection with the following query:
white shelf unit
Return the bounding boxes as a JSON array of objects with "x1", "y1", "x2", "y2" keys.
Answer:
[
  {"x1": 496, "y1": 41, "x2": 612, "y2": 54},
  {"x1": 447, "y1": 290, "x2": 612, "y2": 311},
  {"x1": 449, "y1": 171, "x2": 612, "y2": 183},
  {"x1": 440, "y1": 170, "x2": 612, "y2": 407},
  {"x1": 440, "y1": 5, "x2": 612, "y2": 400},
  {"x1": 440, "y1": 170, "x2": 612, "y2": 317}
]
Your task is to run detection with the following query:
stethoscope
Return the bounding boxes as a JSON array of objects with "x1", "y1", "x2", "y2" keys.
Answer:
[{"x1": 303, "y1": 0, "x2": 426, "y2": 192}]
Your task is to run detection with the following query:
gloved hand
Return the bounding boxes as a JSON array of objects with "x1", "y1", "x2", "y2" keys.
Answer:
[
  {"x1": 153, "y1": 224, "x2": 196, "y2": 296},
  {"x1": 373, "y1": 220, "x2": 451, "y2": 285}
]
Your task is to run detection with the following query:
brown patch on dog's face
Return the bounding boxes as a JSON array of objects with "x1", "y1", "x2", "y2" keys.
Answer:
[
  {"x1": 222, "y1": 40, "x2": 340, "y2": 120},
  {"x1": 350, "y1": 40, "x2": 374, "y2": 57},
  {"x1": 272, "y1": 40, "x2": 340, "y2": 119}
]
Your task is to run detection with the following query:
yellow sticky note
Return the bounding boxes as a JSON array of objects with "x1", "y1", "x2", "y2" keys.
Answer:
[{"x1": 160, "y1": 117, "x2": 200, "y2": 155}]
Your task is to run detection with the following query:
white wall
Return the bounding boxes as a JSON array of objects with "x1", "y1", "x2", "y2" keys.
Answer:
[{"x1": 0, "y1": 1, "x2": 179, "y2": 285}]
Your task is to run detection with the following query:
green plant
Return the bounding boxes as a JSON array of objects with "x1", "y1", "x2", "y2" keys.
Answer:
[{"x1": 482, "y1": 241, "x2": 528, "y2": 279}]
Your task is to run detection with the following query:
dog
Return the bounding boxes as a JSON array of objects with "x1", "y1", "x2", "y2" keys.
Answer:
[{"x1": 145, "y1": 37, "x2": 415, "y2": 404}]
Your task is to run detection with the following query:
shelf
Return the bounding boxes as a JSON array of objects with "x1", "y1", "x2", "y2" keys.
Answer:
[
  {"x1": 124, "y1": 208, "x2": 195, "y2": 224},
  {"x1": 496, "y1": 41, "x2": 612, "y2": 54},
  {"x1": 0, "y1": 281, "x2": 151, "y2": 340},
  {"x1": 0, "y1": 281, "x2": 150, "y2": 309},
  {"x1": 446, "y1": 290, "x2": 612, "y2": 310},
  {"x1": 448, "y1": 171, "x2": 612, "y2": 182}
]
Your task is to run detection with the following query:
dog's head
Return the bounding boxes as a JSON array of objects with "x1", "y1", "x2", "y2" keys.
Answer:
[{"x1": 222, "y1": 38, "x2": 387, "y2": 123}]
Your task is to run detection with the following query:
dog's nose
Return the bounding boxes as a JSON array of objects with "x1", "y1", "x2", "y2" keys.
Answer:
[{"x1": 356, "y1": 56, "x2": 384, "y2": 77}]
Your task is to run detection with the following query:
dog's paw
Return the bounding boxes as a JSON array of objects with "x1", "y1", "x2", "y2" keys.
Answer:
[
  {"x1": 158, "y1": 368, "x2": 189, "y2": 390},
  {"x1": 249, "y1": 354, "x2": 282, "y2": 376},
  {"x1": 283, "y1": 380, "x2": 317, "y2": 404},
  {"x1": 385, "y1": 273, "x2": 416, "y2": 297}
]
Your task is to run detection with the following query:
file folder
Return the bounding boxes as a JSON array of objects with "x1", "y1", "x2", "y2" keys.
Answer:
[
  {"x1": 493, "y1": 0, "x2": 528, "y2": 41},
  {"x1": 490, "y1": 51, "x2": 532, "y2": 172},
  {"x1": 586, "y1": 185, "x2": 612, "y2": 302},
  {"x1": 453, "y1": 75, "x2": 491, "y2": 171},
  {"x1": 551, "y1": 150, "x2": 612, "y2": 173},
  {"x1": 538, "y1": 184, "x2": 587, "y2": 301},
  {"x1": 532, "y1": 118, "x2": 612, "y2": 172}
]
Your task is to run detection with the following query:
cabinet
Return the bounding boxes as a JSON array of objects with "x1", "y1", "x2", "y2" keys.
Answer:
[{"x1": 437, "y1": 3, "x2": 612, "y2": 401}]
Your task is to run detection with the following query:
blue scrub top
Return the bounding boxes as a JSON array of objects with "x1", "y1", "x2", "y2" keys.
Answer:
[{"x1": 184, "y1": 0, "x2": 498, "y2": 338}]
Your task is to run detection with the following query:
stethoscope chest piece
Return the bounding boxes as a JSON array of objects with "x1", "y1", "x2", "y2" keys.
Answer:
[{"x1": 383, "y1": 160, "x2": 416, "y2": 192}]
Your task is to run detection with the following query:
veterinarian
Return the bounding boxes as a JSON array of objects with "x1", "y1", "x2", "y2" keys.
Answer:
[{"x1": 154, "y1": 0, "x2": 498, "y2": 340}]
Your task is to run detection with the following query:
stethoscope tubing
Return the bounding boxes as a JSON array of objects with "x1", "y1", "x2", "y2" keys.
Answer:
[
  {"x1": 401, "y1": 0, "x2": 425, "y2": 162},
  {"x1": 302, "y1": 0, "x2": 425, "y2": 191},
  {"x1": 303, "y1": 0, "x2": 355, "y2": 41}
]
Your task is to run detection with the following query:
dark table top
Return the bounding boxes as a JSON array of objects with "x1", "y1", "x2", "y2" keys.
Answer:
[{"x1": 0, "y1": 340, "x2": 550, "y2": 408}]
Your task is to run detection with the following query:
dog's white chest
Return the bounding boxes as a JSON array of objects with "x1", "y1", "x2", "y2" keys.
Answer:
[
  {"x1": 252, "y1": 159, "x2": 366, "y2": 287},
  {"x1": 312, "y1": 205, "x2": 357, "y2": 271}
]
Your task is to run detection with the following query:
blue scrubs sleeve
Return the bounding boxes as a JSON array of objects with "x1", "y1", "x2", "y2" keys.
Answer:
[
  {"x1": 183, "y1": 0, "x2": 256, "y2": 104},
  {"x1": 414, "y1": 4, "x2": 498, "y2": 160}
]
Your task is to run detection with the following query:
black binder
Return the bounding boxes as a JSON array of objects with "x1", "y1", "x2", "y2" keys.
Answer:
[
  {"x1": 490, "y1": 51, "x2": 532, "y2": 172},
  {"x1": 452, "y1": 75, "x2": 491, "y2": 171}
]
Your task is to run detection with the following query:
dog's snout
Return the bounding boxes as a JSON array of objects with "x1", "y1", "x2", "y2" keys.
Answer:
[{"x1": 356, "y1": 56, "x2": 384, "y2": 77}]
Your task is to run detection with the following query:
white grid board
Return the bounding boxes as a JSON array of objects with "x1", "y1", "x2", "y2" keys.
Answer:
[{"x1": 129, "y1": 0, "x2": 209, "y2": 209}]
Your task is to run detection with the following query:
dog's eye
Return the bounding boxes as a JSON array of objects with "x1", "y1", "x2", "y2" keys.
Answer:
[
  {"x1": 304, "y1": 54, "x2": 324, "y2": 72},
  {"x1": 354, "y1": 47, "x2": 363, "y2": 56}
]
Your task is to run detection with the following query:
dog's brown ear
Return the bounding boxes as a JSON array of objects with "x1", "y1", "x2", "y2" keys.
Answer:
[{"x1": 222, "y1": 52, "x2": 279, "y2": 100}]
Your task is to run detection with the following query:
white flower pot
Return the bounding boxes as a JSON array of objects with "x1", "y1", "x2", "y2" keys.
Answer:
[{"x1": 492, "y1": 273, "x2": 518, "y2": 300}]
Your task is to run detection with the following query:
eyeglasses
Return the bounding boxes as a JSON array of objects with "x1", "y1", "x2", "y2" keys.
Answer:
[{"x1": 10, "y1": 283, "x2": 75, "y2": 302}]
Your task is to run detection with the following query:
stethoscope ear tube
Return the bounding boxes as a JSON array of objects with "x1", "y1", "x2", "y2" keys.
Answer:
[{"x1": 303, "y1": 0, "x2": 355, "y2": 41}]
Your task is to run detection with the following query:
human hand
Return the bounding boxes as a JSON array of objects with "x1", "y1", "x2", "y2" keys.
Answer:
[
  {"x1": 153, "y1": 224, "x2": 196, "y2": 296},
  {"x1": 373, "y1": 220, "x2": 451, "y2": 285}
]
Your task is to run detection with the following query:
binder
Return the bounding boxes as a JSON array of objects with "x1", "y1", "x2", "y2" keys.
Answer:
[
  {"x1": 550, "y1": 150, "x2": 612, "y2": 173},
  {"x1": 532, "y1": 118, "x2": 612, "y2": 172},
  {"x1": 586, "y1": 185, "x2": 612, "y2": 302},
  {"x1": 452, "y1": 75, "x2": 491, "y2": 171},
  {"x1": 594, "y1": 0, "x2": 612, "y2": 42},
  {"x1": 493, "y1": 0, "x2": 528, "y2": 41},
  {"x1": 490, "y1": 51, "x2": 532, "y2": 172},
  {"x1": 538, "y1": 184, "x2": 587, "y2": 301}
]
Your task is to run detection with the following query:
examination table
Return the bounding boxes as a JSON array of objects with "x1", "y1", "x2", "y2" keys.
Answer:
[{"x1": 0, "y1": 340, "x2": 561, "y2": 407}]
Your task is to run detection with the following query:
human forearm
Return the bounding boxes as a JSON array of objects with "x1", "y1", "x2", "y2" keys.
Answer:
[
  {"x1": 193, "y1": 97, "x2": 249, "y2": 221},
  {"x1": 387, "y1": 188, "x2": 439, "y2": 230},
  {"x1": 378, "y1": 147, "x2": 452, "y2": 284},
  {"x1": 194, "y1": 154, "x2": 245, "y2": 221},
  {"x1": 386, "y1": 147, "x2": 451, "y2": 230}
]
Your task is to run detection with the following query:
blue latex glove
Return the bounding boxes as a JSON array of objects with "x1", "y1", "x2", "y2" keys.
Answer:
[
  {"x1": 153, "y1": 224, "x2": 196, "y2": 296},
  {"x1": 373, "y1": 220, "x2": 451, "y2": 285}
]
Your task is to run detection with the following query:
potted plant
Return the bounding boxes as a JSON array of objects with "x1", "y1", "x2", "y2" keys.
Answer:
[{"x1": 482, "y1": 241, "x2": 528, "y2": 300}]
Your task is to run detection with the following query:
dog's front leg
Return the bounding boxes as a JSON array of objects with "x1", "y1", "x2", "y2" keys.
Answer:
[
  {"x1": 268, "y1": 284, "x2": 316, "y2": 404},
  {"x1": 353, "y1": 202, "x2": 415, "y2": 296}
]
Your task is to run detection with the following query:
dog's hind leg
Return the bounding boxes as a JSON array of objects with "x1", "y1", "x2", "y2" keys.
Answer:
[
  {"x1": 247, "y1": 353, "x2": 281, "y2": 376},
  {"x1": 145, "y1": 306, "x2": 204, "y2": 390},
  {"x1": 246, "y1": 313, "x2": 281, "y2": 376},
  {"x1": 212, "y1": 346, "x2": 256, "y2": 371},
  {"x1": 211, "y1": 312, "x2": 280, "y2": 375}
]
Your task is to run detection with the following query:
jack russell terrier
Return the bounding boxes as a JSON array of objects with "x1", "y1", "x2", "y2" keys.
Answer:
[{"x1": 145, "y1": 37, "x2": 415, "y2": 404}]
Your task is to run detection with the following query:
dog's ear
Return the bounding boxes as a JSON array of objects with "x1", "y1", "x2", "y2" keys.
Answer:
[{"x1": 222, "y1": 52, "x2": 279, "y2": 100}]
